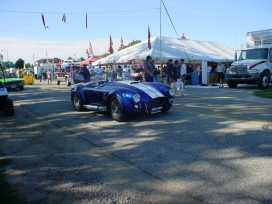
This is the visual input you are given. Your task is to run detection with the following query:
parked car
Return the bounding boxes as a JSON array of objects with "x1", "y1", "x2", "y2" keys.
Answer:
[
  {"x1": 71, "y1": 72, "x2": 175, "y2": 121},
  {"x1": 0, "y1": 65, "x2": 14, "y2": 116},
  {"x1": 0, "y1": 73, "x2": 24, "y2": 91}
]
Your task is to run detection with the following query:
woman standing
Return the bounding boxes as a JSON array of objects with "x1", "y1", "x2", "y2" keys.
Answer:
[{"x1": 144, "y1": 56, "x2": 154, "y2": 82}]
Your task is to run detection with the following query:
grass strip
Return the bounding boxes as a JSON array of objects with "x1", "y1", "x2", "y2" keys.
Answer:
[
  {"x1": 0, "y1": 152, "x2": 26, "y2": 204},
  {"x1": 253, "y1": 88, "x2": 272, "y2": 99}
]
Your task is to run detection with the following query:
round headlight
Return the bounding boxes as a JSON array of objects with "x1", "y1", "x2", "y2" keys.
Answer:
[
  {"x1": 133, "y1": 94, "x2": 140, "y2": 103},
  {"x1": 169, "y1": 89, "x2": 175, "y2": 97}
]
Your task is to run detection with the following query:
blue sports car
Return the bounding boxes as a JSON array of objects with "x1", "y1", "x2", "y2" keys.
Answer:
[{"x1": 71, "y1": 72, "x2": 175, "y2": 121}]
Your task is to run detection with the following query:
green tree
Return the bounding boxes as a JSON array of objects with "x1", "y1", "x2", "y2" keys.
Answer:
[
  {"x1": 26, "y1": 63, "x2": 31, "y2": 68},
  {"x1": 1, "y1": 61, "x2": 14, "y2": 68},
  {"x1": 79, "y1": 57, "x2": 85, "y2": 61},
  {"x1": 68, "y1": 57, "x2": 73, "y2": 60},
  {"x1": 53, "y1": 58, "x2": 61, "y2": 63},
  {"x1": 129, "y1": 40, "x2": 141, "y2": 46},
  {"x1": 97, "y1": 53, "x2": 110, "y2": 58},
  {"x1": 14, "y1": 58, "x2": 24, "y2": 68}
]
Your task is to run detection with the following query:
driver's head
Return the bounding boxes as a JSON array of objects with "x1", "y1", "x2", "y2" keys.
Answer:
[{"x1": 111, "y1": 71, "x2": 118, "y2": 79}]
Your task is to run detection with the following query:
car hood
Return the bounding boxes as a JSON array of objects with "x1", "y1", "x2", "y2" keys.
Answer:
[
  {"x1": 0, "y1": 78, "x2": 24, "y2": 82},
  {"x1": 113, "y1": 81, "x2": 165, "y2": 99}
]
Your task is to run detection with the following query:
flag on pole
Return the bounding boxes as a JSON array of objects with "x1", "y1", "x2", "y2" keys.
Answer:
[
  {"x1": 120, "y1": 36, "x2": 123, "y2": 47},
  {"x1": 89, "y1": 41, "x2": 94, "y2": 56},
  {"x1": 62, "y1": 13, "x2": 66, "y2": 23},
  {"x1": 108, "y1": 35, "x2": 114, "y2": 54},
  {"x1": 86, "y1": 13, "x2": 88, "y2": 28},
  {"x1": 41, "y1": 13, "x2": 46, "y2": 29},
  {"x1": 148, "y1": 25, "x2": 151, "y2": 50}
]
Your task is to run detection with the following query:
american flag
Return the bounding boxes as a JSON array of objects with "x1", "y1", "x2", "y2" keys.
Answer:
[
  {"x1": 89, "y1": 41, "x2": 94, "y2": 56},
  {"x1": 148, "y1": 25, "x2": 151, "y2": 50}
]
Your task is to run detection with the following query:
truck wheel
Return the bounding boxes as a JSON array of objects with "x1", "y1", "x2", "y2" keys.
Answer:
[
  {"x1": 20, "y1": 86, "x2": 24, "y2": 90},
  {"x1": 257, "y1": 72, "x2": 269, "y2": 89},
  {"x1": 4, "y1": 99, "x2": 14, "y2": 116},
  {"x1": 227, "y1": 80, "x2": 238, "y2": 88},
  {"x1": 66, "y1": 81, "x2": 71, "y2": 86},
  {"x1": 56, "y1": 80, "x2": 60, "y2": 85}
]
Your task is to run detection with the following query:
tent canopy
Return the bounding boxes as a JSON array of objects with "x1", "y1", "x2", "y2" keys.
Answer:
[
  {"x1": 93, "y1": 36, "x2": 235, "y2": 65},
  {"x1": 79, "y1": 56, "x2": 102, "y2": 65}
]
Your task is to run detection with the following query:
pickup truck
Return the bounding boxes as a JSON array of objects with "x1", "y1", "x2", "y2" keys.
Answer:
[{"x1": 54, "y1": 66, "x2": 82, "y2": 86}]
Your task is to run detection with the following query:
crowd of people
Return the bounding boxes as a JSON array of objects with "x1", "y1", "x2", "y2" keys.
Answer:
[
  {"x1": 7, "y1": 58, "x2": 227, "y2": 96},
  {"x1": 37, "y1": 69, "x2": 53, "y2": 84}
]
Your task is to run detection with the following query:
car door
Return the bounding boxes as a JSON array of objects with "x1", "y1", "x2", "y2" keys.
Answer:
[{"x1": 83, "y1": 82, "x2": 109, "y2": 105}]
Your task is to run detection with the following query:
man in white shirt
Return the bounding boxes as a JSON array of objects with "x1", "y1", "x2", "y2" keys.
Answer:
[
  {"x1": 123, "y1": 65, "x2": 130, "y2": 77},
  {"x1": 180, "y1": 59, "x2": 187, "y2": 87},
  {"x1": 207, "y1": 65, "x2": 212, "y2": 84}
]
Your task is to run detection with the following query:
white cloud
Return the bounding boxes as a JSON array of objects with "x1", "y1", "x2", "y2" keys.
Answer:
[{"x1": 0, "y1": 37, "x2": 130, "y2": 64}]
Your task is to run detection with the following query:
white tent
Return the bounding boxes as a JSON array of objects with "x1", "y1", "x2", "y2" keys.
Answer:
[{"x1": 93, "y1": 36, "x2": 235, "y2": 65}]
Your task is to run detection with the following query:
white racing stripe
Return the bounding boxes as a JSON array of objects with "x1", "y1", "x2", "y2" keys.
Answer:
[{"x1": 119, "y1": 82, "x2": 164, "y2": 98}]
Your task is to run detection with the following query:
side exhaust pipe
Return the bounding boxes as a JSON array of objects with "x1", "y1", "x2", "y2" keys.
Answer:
[{"x1": 83, "y1": 105, "x2": 107, "y2": 111}]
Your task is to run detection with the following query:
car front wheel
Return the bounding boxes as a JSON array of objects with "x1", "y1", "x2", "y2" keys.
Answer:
[
  {"x1": 72, "y1": 93, "x2": 85, "y2": 111},
  {"x1": 109, "y1": 96, "x2": 127, "y2": 122}
]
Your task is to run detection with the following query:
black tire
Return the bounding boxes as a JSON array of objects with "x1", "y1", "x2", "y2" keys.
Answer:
[
  {"x1": 162, "y1": 105, "x2": 172, "y2": 113},
  {"x1": 257, "y1": 72, "x2": 269, "y2": 89},
  {"x1": 109, "y1": 96, "x2": 127, "y2": 122},
  {"x1": 4, "y1": 99, "x2": 14, "y2": 116},
  {"x1": 227, "y1": 80, "x2": 238, "y2": 88},
  {"x1": 66, "y1": 81, "x2": 71, "y2": 86},
  {"x1": 56, "y1": 80, "x2": 60, "y2": 85},
  {"x1": 72, "y1": 93, "x2": 85, "y2": 111},
  {"x1": 20, "y1": 86, "x2": 24, "y2": 90}
]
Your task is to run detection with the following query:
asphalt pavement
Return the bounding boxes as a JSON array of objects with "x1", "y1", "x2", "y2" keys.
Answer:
[{"x1": 1, "y1": 79, "x2": 272, "y2": 204}]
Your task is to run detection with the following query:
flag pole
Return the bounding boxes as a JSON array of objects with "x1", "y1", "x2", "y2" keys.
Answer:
[{"x1": 160, "y1": 0, "x2": 162, "y2": 81}]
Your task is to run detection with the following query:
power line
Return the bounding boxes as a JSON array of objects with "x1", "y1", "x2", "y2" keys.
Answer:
[
  {"x1": 161, "y1": 0, "x2": 189, "y2": 61},
  {"x1": 0, "y1": 8, "x2": 159, "y2": 15}
]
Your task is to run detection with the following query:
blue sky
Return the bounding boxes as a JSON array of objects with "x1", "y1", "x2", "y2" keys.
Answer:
[{"x1": 0, "y1": 0, "x2": 271, "y2": 64}]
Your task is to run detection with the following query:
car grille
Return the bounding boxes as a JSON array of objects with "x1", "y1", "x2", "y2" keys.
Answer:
[
  {"x1": 147, "y1": 97, "x2": 168, "y2": 109},
  {"x1": 6, "y1": 81, "x2": 24, "y2": 85}
]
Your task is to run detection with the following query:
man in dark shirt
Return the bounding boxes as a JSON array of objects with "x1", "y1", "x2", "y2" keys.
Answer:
[
  {"x1": 80, "y1": 64, "x2": 91, "y2": 83},
  {"x1": 166, "y1": 59, "x2": 174, "y2": 85}
]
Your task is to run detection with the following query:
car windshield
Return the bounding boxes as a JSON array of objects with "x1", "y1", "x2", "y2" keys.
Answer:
[
  {"x1": 0, "y1": 73, "x2": 16, "y2": 79},
  {"x1": 91, "y1": 71, "x2": 135, "y2": 82}
]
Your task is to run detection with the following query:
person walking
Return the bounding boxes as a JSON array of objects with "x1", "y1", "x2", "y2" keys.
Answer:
[
  {"x1": 43, "y1": 70, "x2": 47, "y2": 82},
  {"x1": 179, "y1": 59, "x2": 187, "y2": 91},
  {"x1": 38, "y1": 69, "x2": 43, "y2": 82},
  {"x1": 172, "y1": 60, "x2": 182, "y2": 97},
  {"x1": 144, "y1": 56, "x2": 154, "y2": 82},
  {"x1": 47, "y1": 69, "x2": 53, "y2": 85},
  {"x1": 217, "y1": 62, "x2": 226, "y2": 88}
]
